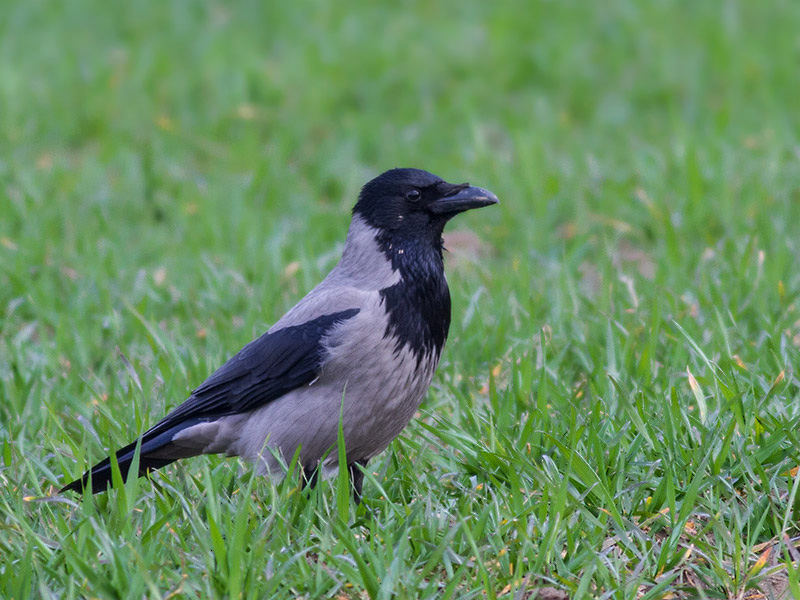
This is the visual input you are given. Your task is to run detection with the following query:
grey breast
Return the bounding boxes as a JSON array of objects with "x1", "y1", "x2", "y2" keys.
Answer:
[{"x1": 205, "y1": 214, "x2": 437, "y2": 475}]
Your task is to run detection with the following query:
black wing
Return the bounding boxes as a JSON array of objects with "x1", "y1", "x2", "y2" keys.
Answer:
[
  {"x1": 153, "y1": 308, "x2": 360, "y2": 431},
  {"x1": 61, "y1": 308, "x2": 359, "y2": 493}
]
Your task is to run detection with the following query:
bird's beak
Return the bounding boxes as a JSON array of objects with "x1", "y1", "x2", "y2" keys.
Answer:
[{"x1": 428, "y1": 186, "x2": 499, "y2": 215}]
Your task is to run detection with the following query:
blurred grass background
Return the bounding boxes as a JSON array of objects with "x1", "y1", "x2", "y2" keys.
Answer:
[{"x1": 2, "y1": 0, "x2": 800, "y2": 598}]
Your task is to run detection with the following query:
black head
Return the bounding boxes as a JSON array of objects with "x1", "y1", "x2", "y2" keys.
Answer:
[{"x1": 353, "y1": 168, "x2": 498, "y2": 239}]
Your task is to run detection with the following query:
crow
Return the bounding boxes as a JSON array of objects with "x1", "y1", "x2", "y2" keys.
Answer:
[{"x1": 61, "y1": 168, "x2": 498, "y2": 500}]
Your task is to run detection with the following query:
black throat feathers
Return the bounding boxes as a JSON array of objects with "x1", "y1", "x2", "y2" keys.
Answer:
[{"x1": 377, "y1": 232, "x2": 451, "y2": 366}]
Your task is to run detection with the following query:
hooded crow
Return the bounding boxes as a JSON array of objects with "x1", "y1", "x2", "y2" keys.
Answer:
[{"x1": 61, "y1": 168, "x2": 498, "y2": 499}]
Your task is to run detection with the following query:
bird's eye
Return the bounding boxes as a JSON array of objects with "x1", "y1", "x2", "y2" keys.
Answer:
[{"x1": 406, "y1": 189, "x2": 421, "y2": 201}]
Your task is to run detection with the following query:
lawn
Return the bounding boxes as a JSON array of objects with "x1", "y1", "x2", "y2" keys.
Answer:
[{"x1": 2, "y1": 0, "x2": 800, "y2": 598}]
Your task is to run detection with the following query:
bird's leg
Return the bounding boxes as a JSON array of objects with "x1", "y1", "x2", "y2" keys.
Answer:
[
  {"x1": 348, "y1": 459, "x2": 369, "y2": 504},
  {"x1": 302, "y1": 464, "x2": 320, "y2": 491}
]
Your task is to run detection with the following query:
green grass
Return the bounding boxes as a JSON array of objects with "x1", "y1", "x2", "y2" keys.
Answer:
[{"x1": 2, "y1": 0, "x2": 800, "y2": 597}]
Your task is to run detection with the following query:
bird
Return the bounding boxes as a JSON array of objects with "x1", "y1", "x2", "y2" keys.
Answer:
[{"x1": 60, "y1": 168, "x2": 498, "y2": 500}]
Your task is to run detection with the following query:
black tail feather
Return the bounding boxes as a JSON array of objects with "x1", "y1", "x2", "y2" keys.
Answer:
[
  {"x1": 60, "y1": 418, "x2": 203, "y2": 494},
  {"x1": 60, "y1": 439, "x2": 178, "y2": 494}
]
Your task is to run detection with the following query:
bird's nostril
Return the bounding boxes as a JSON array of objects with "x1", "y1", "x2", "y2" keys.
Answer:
[{"x1": 440, "y1": 182, "x2": 470, "y2": 197}]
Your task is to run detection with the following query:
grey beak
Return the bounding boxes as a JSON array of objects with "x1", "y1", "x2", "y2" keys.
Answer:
[{"x1": 428, "y1": 186, "x2": 499, "y2": 215}]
